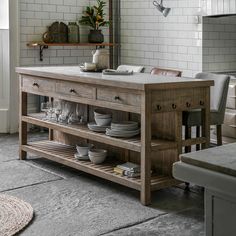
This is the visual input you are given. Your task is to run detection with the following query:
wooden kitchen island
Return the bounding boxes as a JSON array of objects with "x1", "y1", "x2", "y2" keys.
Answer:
[{"x1": 16, "y1": 66, "x2": 214, "y2": 205}]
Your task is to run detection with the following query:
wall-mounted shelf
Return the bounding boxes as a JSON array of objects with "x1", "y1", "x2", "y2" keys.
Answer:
[{"x1": 27, "y1": 42, "x2": 116, "y2": 61}]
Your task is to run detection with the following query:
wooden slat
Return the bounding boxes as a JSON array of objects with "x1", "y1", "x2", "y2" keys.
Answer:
[
  {"x1": 22, "y1": 140, "x2": 176, "y2": 192},
  {"x1": 182, "y1": 137, "x2": 207, "y2": 147},
  {"x1": 22, "y1": 113, "x2": 177, "y2": 153}
]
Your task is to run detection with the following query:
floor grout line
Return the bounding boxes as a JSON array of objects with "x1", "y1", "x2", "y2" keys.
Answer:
[
  {"x1": 99, "y1": 213, "x2": 168, "y2": 236},
  {"x1": 100, "y1": 206, "x2": 203, "y2": 235},
  {"x1": 0, "y1": 178, "x2": 62, "y2": 194}
]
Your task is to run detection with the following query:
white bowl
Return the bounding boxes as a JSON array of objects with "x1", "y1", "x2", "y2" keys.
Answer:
[
  {"x1": 95, "y1": 117, "x2": 112, "y2": 126},
  {"x1": 94, "y1": 109, "x2": 112, "y2": 118},
  {"x1": 89, "y1": 149, "x2": 107, "y2": 164},
  {"x1": 76, "y1": 144, "x2": 94, "y2": 156}
]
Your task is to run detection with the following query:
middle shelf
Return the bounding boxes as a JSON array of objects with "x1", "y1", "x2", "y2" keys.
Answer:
[{"x1": 22, "y1": 113, "x2": 177, "y2": 153}]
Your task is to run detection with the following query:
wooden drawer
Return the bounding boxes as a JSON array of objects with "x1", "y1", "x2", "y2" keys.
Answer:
[
  {"x1": 56, "y1": 81, "x2": 95, "y2": 99},
  {"x1": 151, "y1": 88, "x2": 206, "y2": 113},
  {"x1": 96, "y1": 88, "x2": 141, "y2": 107},
  {"x1": 22, "y1": 76, "x2": 55, "y2": 94}
]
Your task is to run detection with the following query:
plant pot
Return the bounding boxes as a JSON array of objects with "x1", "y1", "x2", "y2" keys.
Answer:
[{"x1": 88, "y1": 30, "x2": 104, "y2": 43}]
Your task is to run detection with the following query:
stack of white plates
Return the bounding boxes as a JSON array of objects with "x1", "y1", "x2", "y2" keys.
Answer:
[
  {"x1": 106, "y1": 121, "x2": 140, "y2": 138},
  {"x1": 88, "y1": 122, "x2": 110, "y2": 132}
]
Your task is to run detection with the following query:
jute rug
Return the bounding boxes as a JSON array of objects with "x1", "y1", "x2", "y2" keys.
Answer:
[{"x1": 0, "y1": 194, "x2": 34, "y2": 236}]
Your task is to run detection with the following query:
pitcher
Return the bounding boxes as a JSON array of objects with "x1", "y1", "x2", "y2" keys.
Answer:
[{"x1": 92, "y1": 49, "x2": 110, "y2": 70}]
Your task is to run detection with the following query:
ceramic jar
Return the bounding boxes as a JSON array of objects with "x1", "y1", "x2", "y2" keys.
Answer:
[
  {"x1": 92, "y1": 49, "x2": 109, "y2": 70},
  {"x1": 68, "y1": 22, "x2": 80, "y2": 43}
]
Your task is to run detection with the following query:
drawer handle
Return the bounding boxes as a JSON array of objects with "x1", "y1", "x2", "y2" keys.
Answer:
[
  {"x1": 186, "y1": 102, "x2": 191, "y2": 108},
  {"x1": 33, "y1": 82, "x2": 39, "y2": 88},
  {"x1": 200, "y1": 100, "x2": 204, "y2": 106},
  {"x1": 172, "y1": 104, "x2": 177, "y2": 110},
  {"x1": 114, "y1": 96, "x2": 120, "y2": 100},
  {"x1": 156, "y1": 105, "x2": 162, "y2": 111},
  {"x1": 70, "y1": 89, "x2": 76, "y2": 94}
]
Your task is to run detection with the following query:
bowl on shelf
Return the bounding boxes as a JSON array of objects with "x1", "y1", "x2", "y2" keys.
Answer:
[
  {"x1": 94, "y1": 109, "x2": 112, "y2": 119},
  {"x1": 94, "y1": 116, "x2": 112, "y2": 126},
  {"x1": 88, "y1": 149, "x2": 107, "y2": 164},
  {"x1": 76, "y1": 143, "x2": 94, "y2": 156}
]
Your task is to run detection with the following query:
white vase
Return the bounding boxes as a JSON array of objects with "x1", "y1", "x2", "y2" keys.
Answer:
[{"x1": 92, "y1": 49, "x2": 110, "y2": 70}]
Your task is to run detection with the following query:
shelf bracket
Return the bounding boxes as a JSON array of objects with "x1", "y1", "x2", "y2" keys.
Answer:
[{"x1": 39, "y1": 45, "x2": 48, "y2": 61}]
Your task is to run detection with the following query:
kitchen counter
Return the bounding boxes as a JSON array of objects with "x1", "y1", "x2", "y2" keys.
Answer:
[
  {"x1": 16, "y1": 66, "x2": 213, "y2": 91},
  {"x1": 173, "y1": 144, "x2": 236, "y2": 236}
]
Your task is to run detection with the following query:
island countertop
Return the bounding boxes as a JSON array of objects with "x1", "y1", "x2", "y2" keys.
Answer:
[{"x1": 16, "y1": 66, "x2": 214, "y2": 91}]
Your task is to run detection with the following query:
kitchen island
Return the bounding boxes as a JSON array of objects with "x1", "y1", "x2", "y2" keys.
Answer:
[
  {"x1": 16, "y1": 66, "x2": 213, "y2": 205},
  {"x1": 173, "y1": 143, "x2": 236, "y2": 236}
]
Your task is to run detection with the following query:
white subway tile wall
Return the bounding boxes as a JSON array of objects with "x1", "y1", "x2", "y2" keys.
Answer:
[
  {"x1": 119, "y1": 0, "x2": 204, "y2": 77},
  {"x1": 20, "y1": 0, "x2": 109, "y2": 67},
  {"x1": 204, "y1": 0, "x2": 236, "y2": 15},
  {"x1": 203, "y1": 16, "x2": 236, "y2": 72}
]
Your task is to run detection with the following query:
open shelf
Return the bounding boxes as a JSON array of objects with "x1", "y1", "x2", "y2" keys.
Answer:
[
  {"x1": 27, "y1": 41, "x2": 116, "y2": 61},
  {"x1": 22, "y1": 140, "x2": 179, "y2": 191},
  {"x1": 22, "y1": 113, "x2": 177, "y2": 153},
  {"x1": 27, "y1": 41, "x2": 115, "y2": 47}
]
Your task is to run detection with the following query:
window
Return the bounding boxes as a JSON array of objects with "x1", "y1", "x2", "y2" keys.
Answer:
[{"x1": 0, "y1": 0, "x2": 9, "y2": 29}]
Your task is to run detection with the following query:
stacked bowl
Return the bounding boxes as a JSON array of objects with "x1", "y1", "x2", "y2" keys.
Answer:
[
  {"x1": 88, "y1": 149, "x2": 107, "y2": 164},
  {"x1": 94, "y1": 109, "x2": 112, "y2": 126},
  {"x1": 88, "y1": 109, "x2": 112, "y2": 132}
]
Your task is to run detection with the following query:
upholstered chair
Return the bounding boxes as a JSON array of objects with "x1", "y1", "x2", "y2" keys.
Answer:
[
  {"x1": 117, "y1": 65, "x2": 144, "y2": 73},
  {"x1": 183, "y1": 72, "x2": 230, "y2": 151},
  {"x1": 151, "y1": 67, "x2": 182, "y2": 77}
]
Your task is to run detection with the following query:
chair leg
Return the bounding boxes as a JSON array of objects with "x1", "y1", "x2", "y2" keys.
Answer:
[
  {"x1": 216, "y1": 124, "x2": 222, "y2": 146},
  {"x1": 184, "y1": 126, "x2": 191, "y2": 153},
  {"x1": 184, "y1": 126, "x2": 191, "y2": 191},
  {"x1": 196, "y1": 126, "x2": 200, "y2": 151}
]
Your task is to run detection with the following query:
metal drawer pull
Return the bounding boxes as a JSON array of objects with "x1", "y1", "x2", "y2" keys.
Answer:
[
  {"x1": 114, "y1": 96, "x2": 120, "y2": 100},
  {"x1": 200, "y1": 100, "x2": 204, "y2": 106},
  {"x1": 156, "y1": 105, "x2": 162, "y2": 111},
  {"x1": 172, "y1": 104, "x2": 177, "y2": 109},
  {"x1": 186, "y1": 102, "x2": 191, "y2": 108},
  {"x1": 70, "y1": 89, "x2": 76, "y2": 94},
  {"x1": 33, "y1": 82, "x2": 39, "y2": 88}
]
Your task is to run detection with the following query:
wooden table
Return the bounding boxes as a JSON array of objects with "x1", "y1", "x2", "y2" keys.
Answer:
[{"x1": 16, "y1": 66, "x2": 214, "y2": 205}]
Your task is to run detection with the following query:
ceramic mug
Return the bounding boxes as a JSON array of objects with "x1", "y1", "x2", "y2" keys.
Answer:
[{"x1": 79, "y1": 62, "x2": 96, "y2": 71}]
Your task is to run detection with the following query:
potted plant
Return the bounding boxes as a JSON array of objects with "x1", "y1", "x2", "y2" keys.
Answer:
[{"x1": 79, "y1": 0, "x2": 109, "y2": 43}]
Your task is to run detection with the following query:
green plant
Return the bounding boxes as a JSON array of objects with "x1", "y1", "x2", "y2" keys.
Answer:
[{"x1": 79, "y1": 0, "x2": 109, "y2": 30}]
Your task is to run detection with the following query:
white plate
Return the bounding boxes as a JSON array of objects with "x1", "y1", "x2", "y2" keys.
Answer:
[
  {"x1": 88, "y1": 122, "x2": 110, "y2": 132},
  {"x1": 74, "y1": 153, "x2": 90, "y2": 161},
  {"x1": 106, "y1": 128, "x2": 140, "y2": 135},
  {"x1": 111, "y1": 122, "x2": 138, "y2": 131},
  {"x1": 106, "y1": 129, "x2": 140, "y2": 138}
]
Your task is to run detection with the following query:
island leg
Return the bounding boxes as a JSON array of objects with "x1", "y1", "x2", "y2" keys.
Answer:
[
  {"x1": 19, "y1": 89, "x2": 27, "y2": 160},
  {"x1": 202, "y1": 88, "x2": 210, "y2": 149},
  {"x1": 140, "y1": 92, "x2": 152, "y2": 205}
]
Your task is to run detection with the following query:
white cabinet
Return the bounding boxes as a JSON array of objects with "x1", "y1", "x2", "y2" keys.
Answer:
[{"x1": 205, "y1": 0, "x2": 236, "y2": 15}]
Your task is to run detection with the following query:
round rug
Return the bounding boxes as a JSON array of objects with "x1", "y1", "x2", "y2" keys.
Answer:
[{"x1": 0, "y1": 194, "x2": 34, "y2": 236}]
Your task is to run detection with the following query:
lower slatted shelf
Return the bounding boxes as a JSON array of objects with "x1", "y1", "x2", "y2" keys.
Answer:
[{"x1": 22, "y1": 140, "x2": 179, "y2": 191}]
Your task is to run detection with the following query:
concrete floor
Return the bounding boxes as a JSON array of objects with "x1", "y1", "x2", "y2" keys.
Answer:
[{"x1": 0, "y1": 132, "x2": 205, "y2": 236}]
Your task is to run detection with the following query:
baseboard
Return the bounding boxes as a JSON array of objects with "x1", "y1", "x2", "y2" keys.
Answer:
[{"x1": 0, "y1": 109, "x2": 9, "y2": 133}]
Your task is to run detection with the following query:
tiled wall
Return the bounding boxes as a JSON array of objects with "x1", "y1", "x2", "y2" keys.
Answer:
[
  {"x1": 202, "y1": 16, "x2": 236, "y2": 72},
  {"x1": 19, "y1": 0, "x2": 109, "y2": 67},
  {"x1": 120, "y1": 0, "x2": 203, "y2": 77},
  {"x1": 203, "y1": 0, "x2": 236, "y2": 15}
]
